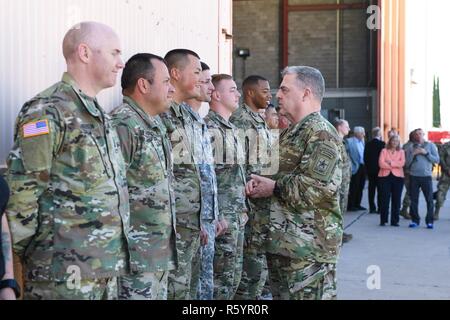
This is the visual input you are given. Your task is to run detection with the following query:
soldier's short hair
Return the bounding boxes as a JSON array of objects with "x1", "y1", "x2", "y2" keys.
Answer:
[
  {"x1": 333, "y1": 118, "x2": 348, "y2": 129},
  {"x1": 242, "y1": 75, "x2": 268, "y2": 94},
  {"x1": 201, "y1": 62, "x2": 210, "y2": 71},
  {"x1": 121, "y1": 53, "x2": 166, "y2": 92},
  {"x1": 282, "y1": 66, "x2": 325, "y2": 102},
  {"x1": 212, "y1": 74, "x2": 233, "y2": 89},
  {"x1": 164, "y1": 49, "x2": 201, "y2": 72}
]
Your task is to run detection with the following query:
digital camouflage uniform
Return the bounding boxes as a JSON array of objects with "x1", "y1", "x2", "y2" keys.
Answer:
[
  {"x1": 160, "y1": 101, "x2": 208, "y2": 300},
  {"x1": 400, "y1": 141, "x2": 413, "y2": 216},
  {"x1": 183, "y1": 106, "x2": 220, "y2": 301},
  {"x1": 5, "y1": 73, "x2": 130, "y2": 300},
  {"x1": 266, "y1": 112, "x2": 344, "y2": 300},
  {"x1": 230, "y1": 104, "x2": 274, "y2": 300},
  {"x1": 204, "y1": 110, "x2": 248, "y2": 300},
  {"x1": 340, "y1": 140, "x2": 352, "y2": 214},
  {"x1": 110, "y1": 96, "x2": 177, "y2": 300},
  {"x1": 435, "y1": 142, "x2": 450, "y2": 218}
]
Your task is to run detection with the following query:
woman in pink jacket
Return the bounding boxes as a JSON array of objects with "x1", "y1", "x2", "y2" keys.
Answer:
[{"x1": 378, "y1": 135, "x2": 406, "y2": 226}]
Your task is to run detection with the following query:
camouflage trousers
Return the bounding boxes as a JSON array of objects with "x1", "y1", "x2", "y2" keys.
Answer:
[
  {"x1": 267, "y1": 254, "x2": 337, "y2": 300},
  {"x1": 214, "y1": 219, "x2": 245, "y2": 300},
  {"x1": 24, "y1": 277, "x2": 118, "y2": 300},
  {"x1": 167, "y1": 226, "x2": 201, "y2": 300},
  {"x1": 339, "y1": 178, "x2": 350, "y2": 214},
  {"x1": 118, "y1": 271, "x2": 168, "y2": 300},
  {"x1": 191, "y1": 220, "x2": 216, "y2": 300},
  {"x1": 234, "y1": 242, "x2": 268, "y2": 300},
  {"x1": 401, "y1": 173, "x2": 411, "y2": 212},
  {"x1": 436, "y1": 174, "x2": 450, "y2": 209}
]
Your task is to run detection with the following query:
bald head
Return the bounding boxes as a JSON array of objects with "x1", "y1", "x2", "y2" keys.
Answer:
[{"x1": 63, "y1": 21, "x2": 118, "y2": 62}]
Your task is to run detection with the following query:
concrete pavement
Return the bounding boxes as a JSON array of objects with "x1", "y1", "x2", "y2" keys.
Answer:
[{"x1": 337, "y1": 182, "x2": 450, "y2": 300}]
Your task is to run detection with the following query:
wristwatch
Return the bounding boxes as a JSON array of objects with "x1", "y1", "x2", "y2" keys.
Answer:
[{"x1": 0, "y1": 279, "x2": 21, "y2": 298}]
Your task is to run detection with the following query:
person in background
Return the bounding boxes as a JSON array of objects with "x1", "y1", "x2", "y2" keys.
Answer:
[
  {"x1": 364, "y1": 127, "x2": 386, "y2": 214},
  {"x1": 388, "y1": 128, "x2": 399, "y2": 139},
  {"x1": 334, "y1": 119, "x2": 353, "y2": 243},
  {"x1": 405, "y1": 129, "x2": 439, "y2": 229},
  {"x1": 265, "y1": 104, "x2": 279, "y2": 130},
  {"x1": 1, "y1": 175, "x2": 20, "y2": 300},
  {"x1": 400, "y1": 130, "x2": 415, "y2": 220},
  {"x1": 378, "y1": 135, "x2": 405, "y2": 227},
  {"x1": 346, "y1": 127, "x2": 367, "y2": 212}
]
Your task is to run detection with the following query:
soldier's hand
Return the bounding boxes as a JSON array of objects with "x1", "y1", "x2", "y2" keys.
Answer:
[
  {"x1": 218, "y1": 219, "x2": 229, "y2": 236},
  {"x1": 245, "y1": 179, "x2": 256, "y2": 196},
  {"x1": 215, "y1": 221, "x2": 223, "y2": 237},
  {"x1": 248, "y1": 174, "x2": 276, "y2": 198},
  {"x1": 200, "y1": 227, "x2": 208, "y2": 246},
  {"x1": 0, "y1": 288, "x2": 16, "y2": 300}
]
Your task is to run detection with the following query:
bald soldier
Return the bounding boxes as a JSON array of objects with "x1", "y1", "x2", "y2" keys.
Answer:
[
  {"x1": 5, "y1": 22, "x2": 130, "y2": 300},
  {"x1": 247, "y1": 66, "x2": 344, "y2": 300},
  {"x1": 110, "y1": 53, "x2": 177, "y2": 300}
]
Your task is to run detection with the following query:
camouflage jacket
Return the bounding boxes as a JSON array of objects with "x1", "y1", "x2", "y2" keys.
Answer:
[
  {"x1": 184, "y1": 106, "x2": 220, "y2": 223},
  {"x1": 5, "y1": 73, "x2": 130, "y2": 282},
  {"x1": 230, "y1": 104, "x2": 274, "y2": 243},
  {"x1": 110, "y1": 96, "x2": 177, "y2": 273},
  {"x1": 160, "y1": 101, "x2": 219, "y2": 230},
  {"x1": 342, "y1": 139, "x2": 352, "y2": 186},
  {"x1": 266, "y1": 112, "x2": 344, "y2": 264},
  {"x1": 438, "y1": 142, "x2": 450, "y2": 174},
  {"x1": 204, "y1": 110, "x2": 248, "y2": 224}
]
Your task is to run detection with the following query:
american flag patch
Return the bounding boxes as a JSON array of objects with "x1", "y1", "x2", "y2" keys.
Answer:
[{"x1": 22, "y1": 119, "x2": 50, "y2": 138}]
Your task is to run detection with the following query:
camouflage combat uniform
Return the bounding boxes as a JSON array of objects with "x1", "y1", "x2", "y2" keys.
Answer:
[
  {"x1": 183, "y1": 106, "x2": 220, "y2": 301},
  {"x1": 339, "y1": 139, "x2": 352, "y2": 215},
  {"x1": 400, "y1": 140, "x2": 413, "y2": 217},
  {"x1": 5, "y1": 73, "x2": 130, "y2": 300},
  {"x1": 230, "y1": 104, "x2": 274, "y2": 300},
  {"x1": 204, "y1": 110, "x2": 248, "y2": 300},
  {"x1": 266, "y1": 112, "x2": 344, "y2": 300},
  {"x1": 435, "y1": 142, "x2": 450, "y2": 218},
  {"x1": 110, "y1": 96, "x2": 177, "y2": 300},
  {"x1": 160, "y1": 101, "x2": 207, "y2": 300}
]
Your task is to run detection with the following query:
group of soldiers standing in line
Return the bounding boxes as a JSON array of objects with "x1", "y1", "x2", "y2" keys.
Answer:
[{"x1": 3, "y1": 21, "x2": 347, "y2": 300}]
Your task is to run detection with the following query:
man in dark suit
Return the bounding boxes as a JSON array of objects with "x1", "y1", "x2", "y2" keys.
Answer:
[{"x1": 364, "y1": 127, "x2": 386, "y2": 213}]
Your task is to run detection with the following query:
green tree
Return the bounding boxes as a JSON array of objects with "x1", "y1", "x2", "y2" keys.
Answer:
[{"x1": 433, "y1": 75, "x2": 441, "y2": 128}]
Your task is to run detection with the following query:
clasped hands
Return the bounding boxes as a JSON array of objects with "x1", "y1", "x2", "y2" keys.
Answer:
[{"x1": 245, "y1": 174, "x2": 276, "y2": 199}]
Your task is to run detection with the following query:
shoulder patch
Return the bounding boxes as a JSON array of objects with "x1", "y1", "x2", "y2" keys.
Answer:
[
  {"x1": 309, "y1": 140, "x2": 339, "y2": 182},
  {"x1": 23, "y1": 119, "x2": 50, "y2": 138}
]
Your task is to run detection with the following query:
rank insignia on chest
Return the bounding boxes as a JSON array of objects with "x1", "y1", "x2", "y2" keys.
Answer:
[{"x1": 22, "y1": 119, "x2": 50, "y2": 138}]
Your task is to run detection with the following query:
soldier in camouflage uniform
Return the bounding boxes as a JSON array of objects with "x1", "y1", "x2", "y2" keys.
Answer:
[
  {"x1": 434, "y1": 141, "x2": 450, "y2": 220},
  {"x1": 110, "y1": 54, "x2": 177, "y2": 300},
  {"x1": 400, "y1": 131, "x2": 415, "y2": 220},
  {"x1": 247, "y1": 66, "x2": 344, "y2": 300},
  {"x1": 230, "y1": 75, "x2": 274, "y2": 300},
  {"x1": 184, "y1": 62, "x2": 221, "y2": 300},
  {"x1": 5, "y1": 22, "x2": 130, "y2": 300},
  {"x1": 334, "y1": 119, "x2": 353, "y2": 243},
  {"x1": 204, "y1": 74, "x2": 248, "y2": 300},
  {"x1": 160, "y1": 49, "x2": 209, "y2": 300}
]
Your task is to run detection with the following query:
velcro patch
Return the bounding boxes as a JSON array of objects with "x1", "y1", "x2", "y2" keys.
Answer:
[
  {"x1": 309, "y1": 141, "x2": 338, "y2": 182},
  {"x1": 23, "y1": 119, "x2": 50, "y2": 138}
]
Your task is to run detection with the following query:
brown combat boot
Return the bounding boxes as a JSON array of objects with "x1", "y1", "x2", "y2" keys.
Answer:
[
  {"x1": 400, "y1": 208, "x2": 411, "y2": 220},
  {"x1": 434, "y1": 207, "x2": 440, "y2": 221},
  {"x1": 342, "y1": 233, "x2": 353, "y2": 244}
]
